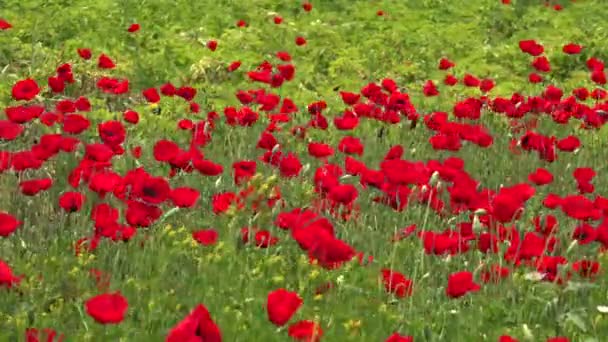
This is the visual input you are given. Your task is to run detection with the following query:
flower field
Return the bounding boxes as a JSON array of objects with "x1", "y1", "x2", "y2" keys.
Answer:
[{"x1": 2, "y1": 0, "x2": 608, "y2": 341}]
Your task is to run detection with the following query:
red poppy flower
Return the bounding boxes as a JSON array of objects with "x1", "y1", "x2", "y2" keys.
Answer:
[
  {"x1": 177, "y1": 119, "x2": 193, "y2": 130},
  {"x1": 563, "y1": 43, "x2": 582, "y2": 55},
  {"x1": 420, "y1": 230, "x2": 468, "y2": 255},
  {"x1": 74, "y1": 235, "x2": 101, "y2": 256},
  {"x1": 142, "y1": 88, "x2": 161, "y2": 103},
  {"x1": 338, "y1": 92, "x2": 359, "y2": 106},
  {"x1": 193, "y1": 159, "x2": 224, "y2": 176},
  {"x1": 302, "y1": 2, "x2": 313, "y2": 12},
  {"x1": 491, "y1": 191, "x2": 527, "y2": 223},
  {"x1": 385, "y1": 333, "x2": 414, "y2": 342},
  {"x1": 519, "y1": 39, "x2": 544, "y2": 56},
  {"x1": 334, "y1": 111, "x2": 359, "y2": 130},
  {"x1": 423, "y1": 80, "x2": 439, "y2": 96},
  {"x1": 256, "y1": 131, "x2": 278, "y2": 150},
  {"x1": 25, "y1": 327, "x2": 64, "y2": 342},
  {"x1": 0, "y1": 19, "x2": 12, "y2": 30},
  {"x1": 127, "y1": 23, "x2": 140, "y2": 32},
  {"x1": 62, "y1": 114, "x2": 91, "y2": 134},
  {"x1": 338, "y1": 136, "x2": 364, "y2": 156},
  {"x1": 77, "y1": 48, "x2": 92, "y2": 60},
  {"x1": 308, "y1": 236, "x2": 355, "y2": 269},
  {"x1": 463, "y1": 74, "x2": 480, "y2": 87},
  {"x1": 125, "y1": 200, "x2": 162, "y2": 228},
  {"x1": 98, "y1": 54, "x2": 116, "y2": 69},
  {"x1": 0, "y1": 212, "x2": 21, "y2": 237},
  {"x1": 113, "y1": 79, "x2": 130, "y2": 94},
  {"x1": 48, "y1": 76, "x2": 65, "y2": 93},
  {"x1": 58, "y1": 192, "x2": 85, "y2": 213},
  {"x1": 591, "y1": 69, "x2": 606, "y2": 85},
  {"x1": 572, "y1": 259, "x2": 600, "y2": 278},
  {"x1": 572, "y1": 223, "x2": 597, "y2": 245},
  {"x1": 532, "y1": 56, "x2": 551, "y2": 73},
  {"x1": 19, "y1": 178, "x2": 53, "y2": 196},
  {"x1": 556, "y1": 135, "x2": 580, "y2": 152},
  {"x1": 547, "y1": 337, "x2": 569, "y2": 342},
  {"x1": 308, "y1": 142, "x2": 334, "y2": 158},
  {"x1": 176, "y1": 86, "x2": 196, "y2": 101},
  {"x1": 0, "y1": 259, "x2": 22, "y2": 288},
  {"x1": 446, "y1": 271, "x2": 481, "y2": 298},
  {"x1": 561, "y1": 195, "x2": 601, "y2": 221},
  {"x1": 211, "y1": 192, "x2": 239, "y2": 215},
  {"x1": 133, "y1": 176, "x2": 171, "y2": 204},
  {"x1": 0, "y1": 120, "x2": 24, "y2": 141},
  {"x1": 591, "y1": 88, "x2": 607, "y2": 100},
  {"x1": 278, "y1": 64, "x2": 295, "y2": 81},
  {"x1": 505, "y1": 232, "x2": 549, "y2": 263},
  {"x1": 91, "y1": 203, "x2": 119, "y2": 225},
  {"x1": 479, "y1": 78, "x2": 495, "y2": 93},
  {"x1": 276, "y1": 51, "x2": 292, "y2": 61},
  {"x1": 241, "y1": 228, "x2": 279, "y2": 248},
  {"x1": 207, "y1": 40, "x2": 218, "y2": 51},
  {"x1": 288, "y1": 320, "x2": 322, "y2": 342},
  {"x1": 84, "y1": 292, "x2": 128, "y2": 324},
  {"x1": 528, "y1": 72, "x2": 543, "y2": 83},
  {"x1": 328, "y1": 184, "x2": 358, "y2": 206},
  {"x1": 166, "y1": 304, "x2": 222, "y2": 342},
  {"x1": 573, "y1": 167, "x2": 596, "y2": 193},
  {"x1": 247, "y1": 71, "x2": 272, "y2": 85},
  {"x1": 10, "y1": 150, "x2": 43, "y2": 171},
  {"x1": 279, "y1": 153, "x2": 303, "y2": 178},
  {"x1": 83, "y1": 144, "x2": 113, "y2": 163},
  {"x1": 192, "y1": 229, "x2": 219, "y2": 246},
  {"x1": 295, "y1": 36, "x2": 307, "y2": 46},
  {"x1": 528, "y1": 168, "x2": 553, "y2": 185},
  {"x1": 253, "y1": 230, "x2": 279, "y2": 248},
  {"x1": 381, "y1": 269, "x2": 413, "y2": 298},
  {"x1": 55, "y1": 99, "x2": 75, "y2": 114},
  {"x1": 123, "y1": 110, "x2": 139, "y2": 124},
  {"x1": 587, "y1": 57, "x2": 605, "y2": 71},
  {"x1": 532, "y1": 214, "x2": 558, "y2": 237},
  {"x1": 543, "y1": 85, "x2": 563, "y2": 102},
  {"x1": 438, "y1": 57, "x2": 455, "y2": 70},
  {"x1": 170, "y1": 187, "x2": 200, "y2": 208},
  {"x1": 129, "y1": 146, "x2": 142, "y2": 159},
  {"x1": 98, "y1": 120, "x2": 126, "y2": 148},
  {"x1": 480, "y1": 264, "x2": 510, "y2": 284},
  {"x1": 389, "y1": 224, "x2": 417, "y2": 242},
  {"x1": 270, "y1": 72, "x2": 285, "y2": 87},
  {"x1": 266, "y1": 288, "x2": 303, "y2": 326},
  {"x1": 444, "y1": 74, "x2": 458, "y2": 86},
  {"x1": 541, "y1": 194, "x2": 561, "y2": 210},
  {"x1": 12, "y1": 79, "x2": 40, "y2": 101},
  {"x1": 228, "y1": 61, "x2": 242, "y2": 72},
  {"x1": 232, "y1": 160, "x2": 256, "y2": 185},
  {"x1": 475, "y1": 232, "x2": 498, "y2": 253},
  {"x1": 153, "y1": 139, "x2": 180, "y2": 162}
]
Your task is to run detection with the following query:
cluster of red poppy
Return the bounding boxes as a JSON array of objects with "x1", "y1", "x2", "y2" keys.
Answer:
[{"x1": 0, "y1": 1, "x2": 605, "y2": 341}]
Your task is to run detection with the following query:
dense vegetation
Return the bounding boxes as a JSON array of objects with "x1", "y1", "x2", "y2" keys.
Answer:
[{"x1": 2, "y1": 0, "x2": 608, "y2": 341}]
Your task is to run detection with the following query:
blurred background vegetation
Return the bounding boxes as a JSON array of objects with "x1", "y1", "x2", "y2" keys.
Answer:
[{"x1": 2, "y1": 0, "x2": 607, "y2": 111}]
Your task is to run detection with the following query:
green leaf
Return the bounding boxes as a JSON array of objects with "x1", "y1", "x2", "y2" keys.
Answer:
[{"x1": 564, "y1": 311, "x2": 588, "y2": 332}]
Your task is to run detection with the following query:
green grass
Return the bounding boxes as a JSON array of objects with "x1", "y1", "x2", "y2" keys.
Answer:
[{"x1": 2, "y1": 0, "x2": 608, "y2": 341}]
